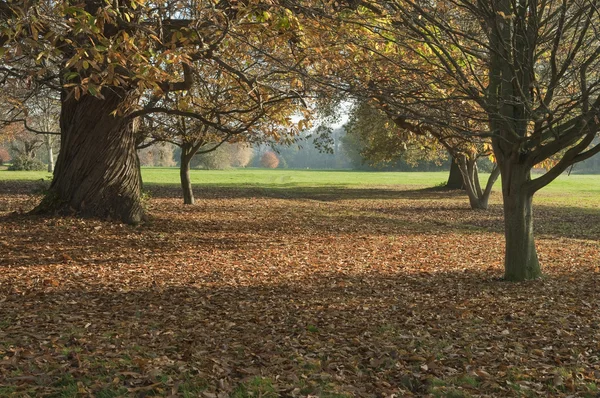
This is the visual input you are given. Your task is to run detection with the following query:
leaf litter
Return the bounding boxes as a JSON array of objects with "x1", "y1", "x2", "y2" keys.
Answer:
[{"x1": 0, "y1": 184, "x2": 598, "y2": 397}]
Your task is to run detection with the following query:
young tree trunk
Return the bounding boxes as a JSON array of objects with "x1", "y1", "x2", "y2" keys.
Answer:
[
  {"x1": 180, "y1": 144, "x2": 195, "y2": 205},
  {"x1": 445, "y1": 157, "x2": 464, "y2": 189},
  {"x1": 501, "y1": 163, "x2": 541, "y2": 281},
  {"x1": 44, "y1": 134, "x2": 54, "y2": 173},
  {"x1": 35, "y1": 88, "x2": 144, "y2": 224},
  {"x1": 456, "y1": 155, "x2": 500, "y2": 210}
]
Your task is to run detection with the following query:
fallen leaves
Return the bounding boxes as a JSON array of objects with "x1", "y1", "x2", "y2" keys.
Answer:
[{"x1": 0, "y1": 184, "x2": 598, "y2": 397}]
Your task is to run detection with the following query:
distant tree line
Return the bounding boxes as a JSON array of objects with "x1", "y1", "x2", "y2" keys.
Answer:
[{"x1": 133, "y1": 126, "x2": 457, "y2": 172}]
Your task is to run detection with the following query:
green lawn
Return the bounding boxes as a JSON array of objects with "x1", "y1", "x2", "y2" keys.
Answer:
[
  {"x1": 142, "y1": 168, "x2": 456, "y2": 187},
  {"x1": 0, "y1": 167, "x2": 454, "y2": 186},
  {"x1": 1, "y1": 167, "x2": 598, "y2": 205}
]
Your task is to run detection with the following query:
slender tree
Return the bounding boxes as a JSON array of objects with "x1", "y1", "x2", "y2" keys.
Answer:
[
  {"x1": 136, "y1": 73, "x2": 304, "y2": 204},
  {"x1": 295, "y1": 0, "x2": 600, "y2": 280}
]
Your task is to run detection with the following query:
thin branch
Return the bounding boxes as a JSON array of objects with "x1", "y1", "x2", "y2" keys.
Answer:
[{"x1": 0, "y1": 118, "x2": 60, "y2": 136}]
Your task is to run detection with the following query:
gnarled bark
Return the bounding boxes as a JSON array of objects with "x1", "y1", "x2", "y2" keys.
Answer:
[{"x1": 35, "y1": 88, "x2": 144, "y2": 224}]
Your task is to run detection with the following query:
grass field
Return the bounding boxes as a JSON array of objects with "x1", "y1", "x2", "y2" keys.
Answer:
[
  {"x1": 1, "y1": 166, "x2": 599, "y2": 191},
  {"x1": 1, "y1": 166, "x2": 599, "y2": 207},
  {"x1": 1, "y1": 169, "x2": 599, "y2": 397},
  {"x1": 1, "y1": 167, "x2": 458, "y2": 186}
]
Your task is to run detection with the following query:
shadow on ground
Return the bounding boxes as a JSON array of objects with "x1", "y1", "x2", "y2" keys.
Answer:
[
  {"x1": 0, "y1": 181, "x2": 599, "y2": 396},
  {"x1": 0, "y1": 269, "x2": 598, "y2": 397},
  {"x1": 146, "y1": 184, "x2": 467, "y2": 202}
]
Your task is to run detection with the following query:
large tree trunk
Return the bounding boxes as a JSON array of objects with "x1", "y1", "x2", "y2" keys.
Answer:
[
  {"x1": 501, "y1": 163, "x2": 541, "y2": 281},
  {"x1": 35, "y1": 88, "x2": 144, "y2": 224},
  {"x1": 180, "y1": 144, "x2": 195, "y2": 205},
  {"x1": 445, "y1": 157, "x2": 464, "y2": 189}
]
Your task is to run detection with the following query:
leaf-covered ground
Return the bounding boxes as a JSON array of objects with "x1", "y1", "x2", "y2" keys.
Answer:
[{"x1": 0, "y1": 181, "x2": 599, "y2": 397}]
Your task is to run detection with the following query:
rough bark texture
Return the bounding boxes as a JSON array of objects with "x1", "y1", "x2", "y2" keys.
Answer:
[
  {"x1": 445, "y1": 158, "x2": 464, "y2": 190},
  {"x1": 180, "y1": 145, "x2": 195, "y2": 205},
  {"x1": 35, "y1": 88, "x2": 144, "y2": 224},
  {"x1": 501, "y1": 164, "x2": 541, "y2": 281}
]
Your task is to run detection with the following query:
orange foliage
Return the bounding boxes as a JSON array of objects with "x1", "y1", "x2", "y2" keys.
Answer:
[
  {"x1": 0, "y1": 146, "x2": 10, "y2": 164},
  {"x1": 260, "y1": 151, "x2": 279, "y2": 169}
]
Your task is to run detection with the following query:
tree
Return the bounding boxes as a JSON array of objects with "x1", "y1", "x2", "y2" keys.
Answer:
[
  {"x1": 28, "y1": 91, "x2": 60, "y2": 173},
  {"x1": 1, "y1": 0, "x2": 306, "y2": 222},
  {"x1": 445, "y1": 160, "x2": 464, "y2": 190},
  {"x1": 0, "y1": 124, "x2": 45, "y2": 170},
  {"x1": 256, "y1": 6, "x2": 500, "y2": 207},
  {"x1": 230, "y1": 144, "x2": 254, "y2": 168},
  {"x1": 137, "y1": 143, "x2": 176, "y2": 167},
  {"x1": 260, "y1": 151, "x2": 280, "y2": 168},
  {"x1": 344, "y1": 100, "x2": 498, "y2": 207},
  {"x1": 137, "y1": 109, "x2": 227, "y2": 205},
  {"x1": 0, "y1": 146, "x2": 9, "y2": 165},
  {"x1": 192, "y1": 143, "x2": 234, "y2": 170},
  {"x1": 344, "y1": 101, "x2": 444, "y2": 165},
  {"x1": 344, "y1": 100, "x2": 469, "y2": 186},
  {"x1": 0, "y1": 83, "x2": 60, "y2": 172},
  {"x1": 299, "y1": 0, "x2": 600, "y2": 280},
  {"x1": 272, "y1": 128, "x2": 352, "y2": 169},
  {"x1": 136, "y1": 70, "x2": 303, "y2": 204}
]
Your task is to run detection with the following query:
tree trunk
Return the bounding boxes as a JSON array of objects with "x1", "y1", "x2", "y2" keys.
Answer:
[
  {"x1": 501, "y1": 163, "x2": 541, "y2": 281},
  {"x1": 180, "y1": 146, "x2": 195, "y2": 205},
  {"x1": 454, "y1": 155, "x2": 501, "y2": 210},
  {"x1": 445, "y1": 157, "x2": 464, "y2": 189},
  {"x1": 45, "y1": 134, "x2": 54, "y2": 173},
  {"x1": 35, "y1": 88, "x2": 144, "y2": 224}
]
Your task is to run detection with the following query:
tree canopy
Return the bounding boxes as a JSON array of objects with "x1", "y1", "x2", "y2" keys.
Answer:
[
  {"x1": 286, "y1": 0, "x2": 600, "y2": 279},
  {"x1": 1, "y1": 0, "x2": 307, "y2": 222},
  {"x1": 2, "y1": 0, "x2": 600, "y2": 280}
]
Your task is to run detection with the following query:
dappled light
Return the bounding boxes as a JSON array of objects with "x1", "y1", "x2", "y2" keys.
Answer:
[{"x1": 3, "y1": 0, "x2": 600, "y2": 394}]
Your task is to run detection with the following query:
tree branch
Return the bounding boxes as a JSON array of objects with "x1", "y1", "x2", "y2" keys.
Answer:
[{"x1": 0, "y1": 118, "x2": 60, "y2": 136}]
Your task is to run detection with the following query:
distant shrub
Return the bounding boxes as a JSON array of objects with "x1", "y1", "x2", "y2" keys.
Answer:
[
  {"x1": 193, "y1": 145, "x2": 232, "y2": 170},
  {"x1": 137, "y1": 147, "x2": 155, "y2": 166},
  {"x1": 260, "y1": 151, "x2": 280, "y2": 169},
  {"x1": 230, "y1": 144, "x2": 254, "y2": 167},
  {"x1": 8, "y1": 155, "x2": 46, "y2": 171},
  {"x1": 154, "y1": 144, "x2": 177, "y2": 167},
  {"x1": 137, "y1": 143, "x2": 176, "y2": 167},
  {"x1": 278, "y1": 156, "x2": 289, "y2": 169}
]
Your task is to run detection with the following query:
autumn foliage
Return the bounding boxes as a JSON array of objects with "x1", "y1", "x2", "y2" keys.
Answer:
[
  {"x1": 0, "y1": 182, "x2": 599, "y2": 396},
  {"x1": 260, "y1": 151, "x2": 280, "y2": 169},
  {"x1": 230, "y1": 144, "x2": 254, "y2": 168},
  {"x1": 137, "y1": 144, "x2": 177, "y2": 168},
  {"x1": 0, "y1": 147, "x2": 9, "y2": 164}
]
